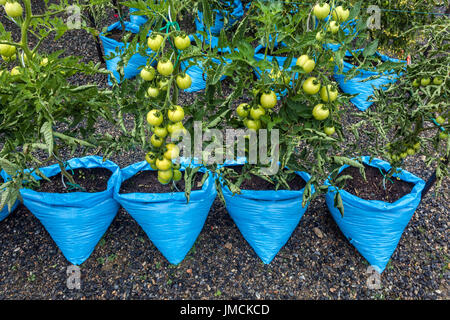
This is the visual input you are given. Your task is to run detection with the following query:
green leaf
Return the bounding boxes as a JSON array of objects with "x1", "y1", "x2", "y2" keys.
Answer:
[{"x1": 40, "y1": 122, "x2": 54, "y2": 156}]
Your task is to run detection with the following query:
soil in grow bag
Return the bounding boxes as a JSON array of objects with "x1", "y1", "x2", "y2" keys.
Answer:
[
  {"x1": 230, "y1": 166, "x2": 306, "y2": 191},
  {"x1": 119, "y1": 170, "x2": 204, "y2": 194},
  {"x1": 103, "y1": 29, "x2": 136, "y2": 43},
  {"x1": 337, "y1": 164, "x2": 414, "y2": 203},
  {"x1": 31, "y1": 168, "x2": 112, "y2": 193}
]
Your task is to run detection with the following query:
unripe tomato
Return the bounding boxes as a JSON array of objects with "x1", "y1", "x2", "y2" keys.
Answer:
[
  {"x1": 296, "y1": 55, "x2": 309, "y2": 68},
  {"x1": 260, "y1": 90, "x2": 277, "y2": 109},
  {"x1": 313, "y1": 3, "x2": 330, "y2": 20},
  {"x1": 320, "y1": 85, "x2": 338, "y2": 102},
  {"x1": 151, "y1": 134, "x2": 164, "y2": 147},
  {"x1": 329, "y1": 21, "x2": 340, "y2": 34},
  {"x1": 303, "y1": 77, "x2": 321, "y2": 95},
  {"x1": 157, "y1": 59, "x2": 174, "y2": 76},
  {"x1": 174, "y1": 35, "x2": 191, "y2": 50},
  {"x1": 250, "y1": 105, "x2": 266, "y2": 120},
  {"x1": 168, "y1": 105, "x2": 185, "y2": 122},
  {"x1": 148, "y1": 34, "x2": 164, "y2": 51},
  {"x1": 316, "y1": 31, "x2": 324, "y2": 41},
  {"x1": 158, "y1": 169, "x2": 173, "y2": 181},
  {"x1": 173, "y1": 169, "x2": 182, "y2": 182},
  {"x1": 412, "y1": 79, "x2": 420, "y2": 87},
  {"x1": 147, "y1": 109, "x2": 163, "y2": 126},
  {"x1": 5, "y1": 2, "x2": 23, "y2": 18},
  {"x1": 332, "y1": 6, "x2": 349, "y2": 22},
  {"x1": 302, "y1": 59, "x2": 315, "y2": 73},
  {"x1": 158, "y1": 176, "x2": 170, "y2": 185},
  {"x1": 10, "y1": 67, "x2": 20, "y2": 76},
  {"x1": 421, "y1": 78, "x2": 431, "y2": 86},
  {"x1": 413, "y1": 142, "x2": 421, "y2": 150},
  {"x1": 324, "y1": 126, "x2": 336, "y2": 136},
  {"x1": 400, "y1": 152, "x2": 407, "y2": 159},
  {"x1": 0, "y1": 44, "x2": 15, "y2": 57},
  {"x1": 176, "y1": 73, "x2": 192, "y2": 90},
  {"x1": 147, "y1": 87, "x2": 160, "y2": 98},
  {"x1": 236, "y1": 103, "x2": 249, "y2": 118},
  {"x1": 156, "y1": 157, "x2": 172, "y2": 171},
  {"x1": 439, "y1": 131, "x2": 448, "y2": 140},
  {"x1": 172, "y1": 163, "x2": 181, "y2": 170},
  {"x1": 145, "y1": 151, "x2": 156, "y2": 164},
  {"x1": 312, "y1": 104, "x2": 330, "y2": 121},
  {"x1": 436, "y1": 116, "x2": 445, "y2": 125},
  {"x1": 150, "y1": 162, "x2": 158, "y2": 170},
  {"x1": 154, "y1": 126, "x2": 168, "y2": 138},
  {"x1": 407, "y1": 148, "x2": 415, "y2": 156},
  {"x1": 433, "y1": 77, "x2": 444, "y2": 85},
  {"x1": 164, "y1": 143, "x2": 180, "y2": 160},
  {"x1": 158, "y1": 78, "x2": 170, "y2": 91},
  {"x1": 167, "y1": 121, "x2": 185, "y2": 136},
  {"x1": 140, "y1": 66, "x2": 156, "y2": 81},
  {"x1": 246, "y1": 119, "x2": 261, "y2": 131}
]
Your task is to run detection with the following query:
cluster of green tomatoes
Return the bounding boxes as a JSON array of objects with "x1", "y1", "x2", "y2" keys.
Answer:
[{"x1": 235, "y1": 90, "x2": 278, "y2": 131}]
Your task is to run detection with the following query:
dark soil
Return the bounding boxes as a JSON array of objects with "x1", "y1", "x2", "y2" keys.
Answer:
[
  {"x1": 230, "y1": 166, "x2": 306, "y2": 191},
  {"x1": 337, "y1": 164, "x2": 415, "y2": 203},
  {"x1": 32, "y1": 168, "x2": 112, "y2": 193},
  {"x1": 119, "y1": 170, "x2": 204, "y2": 194},
  {"x1": 104, "y1": 28, "x2": 136, "y2": 43}
]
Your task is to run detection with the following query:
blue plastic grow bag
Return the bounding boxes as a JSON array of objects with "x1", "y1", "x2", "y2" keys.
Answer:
[
  {"x1": 220, "y1": 161, "x2": 313, "y2": 264},
  {"x1": 325, "y1": 156, "x2": 425, "y2": 273},
  {"x1": 99, "y1": 21, "x2": 156, "y2": 85},
  {"x1": 129, "y1": 7, "x2": 148, "y2": 27},
  {"x1": 113, "y1": 160, "x2": 217, "y2": 265},
  {"x1": 0, "y1": 170, "x2": 20, "y2": 221},
  {"x1": 20, "y1": 156, "x2": 121, "y2": 265},
  {"x1": 333, "y1": 50, "x2": 406, "y2": 111},
  {"x1": 195, "y1": 0, "x2": 244, "y2": 35},
  {"x1": 180, "y1": 34, "x2": 231, "y2": 92}
]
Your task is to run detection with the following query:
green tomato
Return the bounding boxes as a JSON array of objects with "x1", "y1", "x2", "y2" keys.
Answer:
[
  {"x1": 324, "y1": 126, "x2": 336, "y2": 136},
  {"x1": 148, "y1": 34, "x2": 164, "y2": 51},
  {"x1": 5, "y1": 2, "x2": 23, "y2": 18},
  {"x1": 312, "y1": 104, "x2": 330, "y2": 121},
  {"x1": 10, "y1": 67, "x2": 20, "y2": 76},
  {"x1": 320, "y1": 85, "x2": 338, "y2": 102},
  {"x1": 316, "y1": 31, "x2": 324, "y2": 41},
  {"x1": 407, "y1": 148, "x2": 415, "y2": 156},
  {"x1": 313, "y1": 3, "x2": 330, "y2": 20},
  {"x1": 164, "y1": 143, "x2": 180, "y2": 160},
  {"x1": 147, "y1": 86, "x2": 160, "y2": 98},
  {"x1": 158, "y1": 78, "x2": 170, "y2": 91},
  {"x1": 296, "y1": 55, "x2": 309, "y2": 68},
  {"x1": 250, "y1": 105, "x2": 266, "y2": 120},
  {"x1": 167, "y1": 121, "x2": 185, "y2": 135},
  {"x1": 140, "y1": 66, "x2": 156, "y2": 81},
  {"x1": 153, "y1": 126, "x2": 168, "y2": 138},
  {"x1": 329, "y1": 21, "x2": 340, "y2": 34},
  {"x1": 303, "y1": 77, "x2": 321, "y2": 95},
  {"x1": 150, "y1": 134, "x2": 164, "y2": 148},
  {"x1": 433, "y1": 77, "x2": 444, "y2": 85},
  {"x1": 332, "y1": 6, "x2": 349, "y2": 22},
  {"x1": 439, "y1": 131, "x2": 448, "y2": 140},
  {"x1": 174, "y1": 35, "x2": 191, "y2": 50},
  {"x1": 145, "y1": 151, "x2": 156, "y2": 164},
  {"x1": 158, "y1": 176, "x2": 170, "y2": 185},
  {"x1": 400, "y1": 152, "x2": 408, "y2": 159},
  {"x1": 414, "y1": 142, "x2": 421, "y2": 150},
  {"x1": 158, "y1": 169, "x2": 173, "y2": 181},
  {"x1": 260, "y1": 90, "x2": 277, "y2": 109},
  {"x1": 421, "y1": 78, "x2": 431, "y2": 86},
  {"x1": 146, "y1": 109, "x2": 163, "y2": 126},
  {"x1": 172, "y1": 169, "x2": 182, "y2": 182},
  {"x1": 168, "y1": 105, "x2": 185, "y2": 122},
  {"x1": 176, "y1": 73, "x2": 192, "y2": 90},
  {"x1": 246, "y1": 119, "x2": 261, "y2": 131},
  {"x1": 0, "y1": 44, "x2": 16, "y2": 57},
  {"x1": 157, "y1": 59, "x2": 174, "y2": 76},
  {"x1": 236, "y1": 103, "x2": 249, "y2": 118},
  {"x1": 156, "y1": 157, "x2": 172, "y2": 171},
  {"x1": 412, "y1": 79, "x2": 420, "y2": 87},
  {"x1": 172, "y1": 163, "x2": 181, "y2": 170},
  {"x1": 302, "y1": 59, "x2": 316, "y2": 73}
]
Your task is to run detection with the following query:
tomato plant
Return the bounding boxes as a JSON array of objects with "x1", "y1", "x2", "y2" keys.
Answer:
[
  {"x1": 361, "y1": 20, "x2": 449, "y2": 192},
  {"x1": 0, "y1": 0, "x2": 112, "y2": 211}
]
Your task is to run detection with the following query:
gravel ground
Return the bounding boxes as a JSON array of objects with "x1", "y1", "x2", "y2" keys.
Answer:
[{"x1": 0, "y1": 1, "x2": 449, "y2": 300}]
